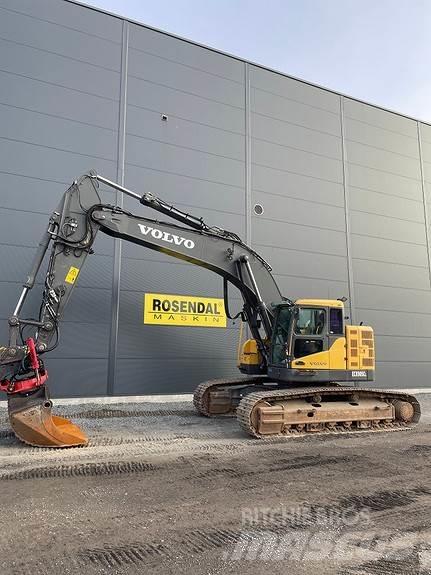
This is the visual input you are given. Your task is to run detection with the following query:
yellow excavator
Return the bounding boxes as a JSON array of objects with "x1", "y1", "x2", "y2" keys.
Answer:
[{"x1": 0, "y1": 172, "x2": 421, "y2": 447}]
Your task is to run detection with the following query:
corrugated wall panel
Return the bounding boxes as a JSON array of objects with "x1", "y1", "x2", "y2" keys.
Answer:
[
  {"x1": 0, "y1": 0, "x2": 122, "y2": 396},
  {"x1": 344, "y1": 99, "x2": 430, "y2": 386},
  {"x1": 1, "y1": 0, "x2": 431, "y2": 396},
  {"x1": 114, "y1": 22, "x2": 246, "y2": 394},
  {"x1": 249, "y1": 65, "x2": 350, "y2": 315}
]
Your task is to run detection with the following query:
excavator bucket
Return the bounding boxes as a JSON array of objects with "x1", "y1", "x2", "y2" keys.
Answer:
[{"x1": 7, "y1": 386, "x2": 88, "y2": 447}]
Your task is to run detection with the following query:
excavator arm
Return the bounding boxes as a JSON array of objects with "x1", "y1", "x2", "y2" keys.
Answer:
[{"x1": 0, "y1": 172, "x2": 284, "y2": 447}]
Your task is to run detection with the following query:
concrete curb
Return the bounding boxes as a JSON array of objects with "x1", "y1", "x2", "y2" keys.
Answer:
[
  {"x1": 0, "y1": 389, "x2": 430, "y2": 407},
  {"x1": 0, "y1": 393, "x2": 194, "y2": 406}
]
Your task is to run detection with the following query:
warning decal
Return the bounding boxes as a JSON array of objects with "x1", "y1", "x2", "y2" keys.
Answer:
[{"x1": 65, "y1": 266, "x2": 80, "y2": 284}]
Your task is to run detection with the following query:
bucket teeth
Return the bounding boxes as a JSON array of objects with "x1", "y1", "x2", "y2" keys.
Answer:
[{"x1": 7, "y1": 386, "x2": 88, "y2": 448}]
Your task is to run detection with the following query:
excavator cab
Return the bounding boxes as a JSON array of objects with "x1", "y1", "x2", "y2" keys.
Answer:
[{"x1": 241, "y1": 299, "x2": 375, "y2": 385}]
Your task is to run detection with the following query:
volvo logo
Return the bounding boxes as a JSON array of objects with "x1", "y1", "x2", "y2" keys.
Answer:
[{"x1": 138, "y1": 224, "x2": 195, "y2": 249}]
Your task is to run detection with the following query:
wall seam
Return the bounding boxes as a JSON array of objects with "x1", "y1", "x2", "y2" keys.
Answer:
[
  {"x1": 417, "y1": 122, "x2": 431, "y2": 288},
  {"x1": 107, "y1": 19, "x2": 129, "y2": 395},
  {"x1": 339, "y1": 95, "x2": 356, "y2": 324},
  {"x1": 244, "y1": 62, "x2": 252, "y2": 246}
]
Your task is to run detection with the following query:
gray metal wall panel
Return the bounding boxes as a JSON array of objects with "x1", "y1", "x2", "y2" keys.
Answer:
[
  {"x1": 117, "y1": 323, "x2": 239, "y2": 361},
  {"x1": 350, "y1": 211, "x2": 426, "y2": 244},
  {"x1": 252, "y1": 190, "x2": 346, "y2": 232},
  {"x1": 46, "y1": 359, "x2": 109, "y2": 397},
  {"x1": 377, "y1": 336, "x2": 431, "y2": 363},
  {"x1": 373, "y1": 362, "x2": 431, "y2": 390},
  {"x1": 344, "y1": 117, "x2": 419, "y2": 158},
  {"x1": 351, "y1": 234, "x2": 428, "y2": 268},
  {"x1": 0, "y1": 7, "x2": 122, "y2": 70},
  {"x1": 251, "y1": 89, "x2": 341, "y2": 136},
  {"x1": 250, "y1": 65, "x2": 340, "y2": 114},
  {"x1": 355, "y1": 283, "x2": 431, "y2": 314},
  {"x1": 128, "y1": 23, "x2": 244, "y2": 83},
  {"x1": 128, "y1": 44, "x2": 243, "y2": 109},
  {"x1": 1, "y1": 106, "x2": 117, "y2": 165},
  {"x1": 126, "y1": 135, "x2": 244, "y2": 188},
  {"x1": 0, "y1": 174, "x2": 116, "y2": 214},
  {"x1": 0, "y1": 39, "x2": 120, "y2": 99},
  {"x1": 120, "y1": 258, "x2": 234, "y2": 297},
  {"x1": 343, "y1": 98, "x2": 431, "y2": 385},
  {"x1": 0, "y1": 137, "x2": 117, "y2": 183},
  {"x1": 253, "y1": 218, "x2": 347, "y2": 256},
  {"x1": 358, "y1": 309, "x2": 430, "y2": 338},
  {"x1": 349, "y1": 187, "x2": 424, "y2": 223},
  {"x1": 0, "y1": 71, "x2": 119, "y2": 130},
  {"x1": 343, "y1": 98, "x2": 417, "y2": 138},
  {"x1": 126, "y1": 106, "x2": 244, "y2": 162},
  {"x1": 113, "y1": 358, "x2": 238, "y2": 395},
  {"x1": 249, "y1": 66, "x2": 350, "y2": 318},
  {"x1": 2, "y1": 0, "x2": 431, "y2": 396},
  {"x1": 353, "y1": 258, "x2": 430, "y2": 290},
  {"x1": 252, "y1": 164, "x2": 345, "y2": 207},
  {"x1": 127, "y1": 76, "x2": 245, "y2": 134},
  {"x1": 256, "y1": 245, "x2": 348, "y2": 283},
  {"x1": 347, "y1": 162, "x2": 423, "y2": 201},
  {"x1": 0, "y1": 0, "x2": 122, "y2": 396},
  {"x1": 113, "y1": 19, "x2": 247, "y2": 393},
  {"x1": 252, "y1": 138, "x2": 343, "y2": 183},
  {"x1": 251, "y1": 113, "x2": 342, "y2": 159},
  {"x1": 0, "y1": 0, "x2": 123, "y2": 41},
  {"x1": 124, "y1": 164, "x2": 245, "y2": 216},
  {"x1": 275, "y1": 275, "x2": 350, "y2": 302},
  {"x1": 346, "y1": 140, "x2": 421, "y2": 180}
]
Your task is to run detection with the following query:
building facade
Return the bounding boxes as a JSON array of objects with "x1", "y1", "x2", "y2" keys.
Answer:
[{"x1": 1, "y1": 0, "x2": 431, "y2": 396}]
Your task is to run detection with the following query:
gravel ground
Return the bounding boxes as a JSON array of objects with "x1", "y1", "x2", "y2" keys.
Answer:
[{"x1": 0, "y1": 393, "x2": 429, "y2": 575}]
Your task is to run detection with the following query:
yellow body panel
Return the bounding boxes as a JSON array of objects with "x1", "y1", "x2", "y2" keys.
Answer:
[
  {"x1": 239, "y1": 323, "x2": 375, "y2": 374},
  {"x1": 295, "y1": 298, "x2": 344, "y2": 308},
  {"x1": 239, "y1": 338, "x2": 262, "y2": 366},
  {"x1": 329, "y1": 337, "x2": 347, "y2": 369},
  {"x1": 291, "y1": 337, "x2": 346, "y2": 370},
  {"x1": 346, "y1": 325, "x2": 375, "y2": 370}
]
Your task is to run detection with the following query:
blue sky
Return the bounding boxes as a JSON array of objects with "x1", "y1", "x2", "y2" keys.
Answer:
[{"x1": 88, "y1": 0, "x2": 431, "y2": 121}]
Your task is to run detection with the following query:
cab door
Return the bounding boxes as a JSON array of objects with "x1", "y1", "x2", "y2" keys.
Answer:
[{"x1": 291, "y1": 307, "x2": 329, "y2": 369}]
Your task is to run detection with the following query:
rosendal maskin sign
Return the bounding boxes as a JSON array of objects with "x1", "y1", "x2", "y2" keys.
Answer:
[{"x1": 144, "y1": 293, "x2": 227, "y2": 328}]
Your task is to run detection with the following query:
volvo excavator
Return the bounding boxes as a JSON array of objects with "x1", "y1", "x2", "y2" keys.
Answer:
[{"x1": 0, "y1": 172, "x2": 421, "y2": 447}]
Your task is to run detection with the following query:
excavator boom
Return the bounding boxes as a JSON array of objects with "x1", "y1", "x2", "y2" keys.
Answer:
[{"x1": 0, "y1": 172, "x2": 283, "y2": 447}]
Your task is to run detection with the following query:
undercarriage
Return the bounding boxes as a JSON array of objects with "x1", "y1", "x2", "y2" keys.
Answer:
[{"x1": 193, "y1": 378, "x2": 420, "y2": 438}]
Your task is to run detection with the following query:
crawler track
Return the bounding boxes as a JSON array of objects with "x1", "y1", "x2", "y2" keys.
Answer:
[
  {"x1": 236, "y1": 387, "x2": 421, "y2": 438},
  {"x1": 193, "y1": 376, "x2": 267, "y2": 416}
]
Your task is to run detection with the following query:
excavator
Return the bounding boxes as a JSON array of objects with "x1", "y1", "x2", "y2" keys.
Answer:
[{"x1": 0, "y1": 172, "x2": 421, "y2": 447}]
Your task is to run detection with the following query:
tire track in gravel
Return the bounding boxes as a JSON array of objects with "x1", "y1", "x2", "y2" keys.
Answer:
[
  {"x1": 338, "y1": 487, "x2": 431, "y2": 513},
  {"x1": 77, "y1": 527, "x2": 241, "y2": 570},
  {"x1": 0, "y1": 460, "x2": 159, "y2": 480},
  {"x1": 192, "y1": 454, "x2": 352, "y2": 481},
  {"x1": 63, "y1": 408, "x2": 197, "y2": 419},
  {"x1": 339, "y1": 549, "x2": 427, "y2": 575},
  {"x1": 73, "y1": 482, "x2": 431, "y2": 571}
]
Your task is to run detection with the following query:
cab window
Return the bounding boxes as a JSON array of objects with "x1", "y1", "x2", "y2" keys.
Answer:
[
  {"x1": 294, "y1": 308, "x2": 326, "y2": 335},
  {"x1": 329, "y1": 308, "x2": 344, "y2": 334}
]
